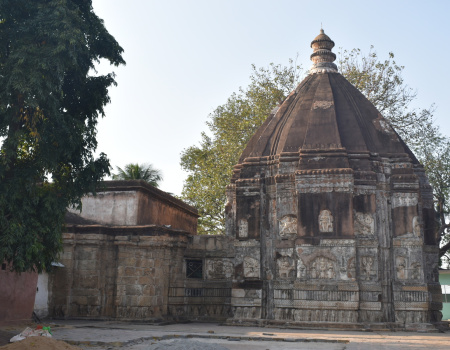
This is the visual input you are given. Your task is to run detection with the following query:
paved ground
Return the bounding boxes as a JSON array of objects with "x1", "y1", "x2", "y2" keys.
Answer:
[{"x1": 1, "y1": 320, "x2": 450, "y2": 349}]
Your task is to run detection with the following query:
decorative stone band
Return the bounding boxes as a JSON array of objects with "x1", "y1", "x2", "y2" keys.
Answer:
[
  {"x1": 391, "y1": 192, "x2": 419, "y2": 208},
  {"x1": 296, "y1": 168, "x2": 353, "y2": 175},
  {"x1": 309, "y1": 62, "x2": 338, "y2": 74},
  {"x1": 296, "y1": 173, "x2": 354, "y2": 193},
  {"x1": 274, "y1": 300, "x2": 359, "y2": 310},
  {"x1": 275, "y1": 174, "x2": 295, "y2": 183},
  {"x1": 319, "y1": 239, "x2": 355, "y2": 246}
]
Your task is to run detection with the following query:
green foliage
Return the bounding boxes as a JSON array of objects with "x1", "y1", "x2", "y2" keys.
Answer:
[
  {"x1": 180, "y1": 61, "x2": 302, "y2": 234},
  {"x1": 0, "y1": 0, "x2": 125, "y2": 272},
  {"x1": 112, "y1": 163, "x2": 163, "y2": 188}
]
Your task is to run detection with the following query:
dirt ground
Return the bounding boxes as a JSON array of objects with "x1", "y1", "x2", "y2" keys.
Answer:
[{"x1": 0, "y1": 336, "x2": 82, "y2": 350}]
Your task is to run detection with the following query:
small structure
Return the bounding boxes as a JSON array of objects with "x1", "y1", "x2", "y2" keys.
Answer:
[
  {"x1": 49, "y1": 180, "x2": 200, "y2": 320},
  {"x1": 226, "y1": 30, "x2": 442, "y2": 328}
]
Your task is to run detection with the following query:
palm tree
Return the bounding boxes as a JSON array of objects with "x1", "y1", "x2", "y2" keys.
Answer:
[{"x1": 112, "y1": 163, "x2": 163, "y2": 188}]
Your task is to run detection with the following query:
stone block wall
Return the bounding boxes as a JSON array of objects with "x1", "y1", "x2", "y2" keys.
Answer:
[
  {"x1": 167, "y1": 235, "x2": 235, "y2": 321},
  {"x1": 49, "y1": 227, "x2": 189, "y2": 321}
]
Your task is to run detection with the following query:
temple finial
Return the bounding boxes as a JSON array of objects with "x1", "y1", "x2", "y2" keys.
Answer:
[{"x1": 309, "y1": 29, "x2": 338, "y2": 74}]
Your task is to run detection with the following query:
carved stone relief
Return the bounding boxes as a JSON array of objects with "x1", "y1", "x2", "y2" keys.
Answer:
[
  {"x1": 319, "y1": 210, "x2": 333, "y2": 232},
  {"x1": 425, "y1": 255, "x2": 439, "y2": 283},
  {"x1": 354, "y1": 212, "x2": 374, "y2": 236},
  {"x1": 412, "y1": 216, "x2": 421, "y2": 237},
  {"x1": 310, "y1": 256, "x2": 336, "y2": 279},
  {"x1": 396, "y1": 256, "x2": 407, "y2": 280},
  {"x1": 206, "y1": 259, "x2": 234, "y2": 279},
  {"x1": 391, "y1": 193, "x2": 418, "y2": 208},
  {"x1": 361, "y1": 256, "x2": 374, "y2": 281},
  {"x1": 243, "y1": 256, "x2": 260, "y2": 278},
  {"x1": 297, "y1": 259, "x2": 307, "y2": 279},
  {"x1": 411, "y1": 262, "x2": 421, "y2": 280},
  {"x1": 312, "y1": 100, "x2": 334, "y2": 110},
  {"x1": 279, "y1": 215, "x2": 297, "y2": 237},
  {"x1": 238, "y1": 219, "x2": 248, "y2": 238},
  {"x1": 277, "y1": 256, "x2": 295, "y2": 278},
  {"x1": 347, "y1": 257, "x2": 356, "y2": 279}
]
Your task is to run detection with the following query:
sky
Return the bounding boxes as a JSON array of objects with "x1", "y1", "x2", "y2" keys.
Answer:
[{"x1": 91, "y1": 0, "x2": 450, "y2": 196}]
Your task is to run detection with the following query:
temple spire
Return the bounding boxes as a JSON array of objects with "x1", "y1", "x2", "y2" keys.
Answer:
[{"x1": 309, "y1": 29, "x2": 338, "y2": 74}]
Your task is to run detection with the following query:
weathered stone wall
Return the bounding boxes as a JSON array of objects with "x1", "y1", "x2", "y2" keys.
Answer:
[
  {"x1": 226, "y1": 152, "x2": 442, "y2": 328},
  {"x1": 49, "y1": 227, "x2": 189, "y2": 321},
  {"x1": 168, "y1": 235, "x2": 235, "y2": 321}
]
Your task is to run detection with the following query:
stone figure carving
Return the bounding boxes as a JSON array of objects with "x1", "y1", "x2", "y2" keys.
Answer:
[
  {"x1": 238, "y1": 218, "x2": 248, "y2": 238},
  {"x1": 361, "y1": 256, "x2": 374, "y2": 280},
  {"x1": 277, "y1": 256, "x2": 295, "y2": 278},
  {"x1": 206, "y1": 259, "x2": 233, "y2": 279},
  {"x1": 310, "y1": 257, "x2": 335, "y2": 279},
  {"x1": 347, "y1": 257, "x2": 356, "y2": 279},
  {"x1": 319, "y1": 210, "x2": 333, "y2": 232},
  {"x1": 411, "y1": 262, "x2": 421, "y2": 280},
  {"x1": 243, "y1": 256, "x2": 260, "y2": 278},
  {"x1": 297, "y1": 259, "x2": 306, "y2": 279},
  {"x1": 396, "y1": 256, "x2": 407, "y2": 280},
  {"x1": 354, "y1": 212, "x2": 374, "y2": 235},
  {"x1": 413, "y1": 216, "x2": 421, "y2": 236},
  {"x1": 279, "y1": 215, "x2": 297, "y2": 237}
]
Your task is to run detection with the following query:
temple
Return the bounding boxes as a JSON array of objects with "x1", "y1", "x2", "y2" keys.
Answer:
[{"x1": 226, "y1": 29, "x2": 442, "y2": 327}]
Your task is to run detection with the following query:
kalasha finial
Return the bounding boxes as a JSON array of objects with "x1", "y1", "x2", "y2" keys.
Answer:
[{"x1": 309, "y1": 29, "x2": 338, "y2": 74}]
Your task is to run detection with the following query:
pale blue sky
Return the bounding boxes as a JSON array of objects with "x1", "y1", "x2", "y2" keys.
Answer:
[{"x1": 92, "y1": 0, "x2": 450, "y2": 195}]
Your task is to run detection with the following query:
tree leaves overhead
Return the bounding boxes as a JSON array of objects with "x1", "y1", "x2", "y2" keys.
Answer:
[{"x1": 0, "y1": 0, "x2": 125, "y2": 272}]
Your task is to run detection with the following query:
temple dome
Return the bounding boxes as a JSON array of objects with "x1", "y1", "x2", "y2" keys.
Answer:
[{"x1": 237, "y1": 30, "x2": 417, "y2": 170}]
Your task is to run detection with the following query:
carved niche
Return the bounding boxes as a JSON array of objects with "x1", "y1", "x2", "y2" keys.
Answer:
[
  {"x1": 279, "y1": 215, "x2": 297, "y2": 237},
  {"x1": 412, "y1": 216, "x2": 421, "y2": 236},
  {"x1": 319, "y1": 210, "x2": 333, "y2": 233},
  {"x1": 297, "y1": 259, "x2": 307, "y2": 279},
  {"x1": 361, "y1": 256, "x2": 374, "y2": 281},
  {"x1": 354, "y1": 212, "x2": 374, "y2": 236},
  {"x1": 396, "y1": 256, "x2": 407, "y2": 280},
  {"x1": 206, "y1": 259, "x2": 233, "y2": 279},
  {"x1": 243, "y1": 256, "x2": 260, "y2": 278},
  {"x1": 411, "y1": 262, "x2": 421, "y2": 280},
  {"x1": 310, "y1": 256, "x2": 336, "y2": 279},
  {"x1": 238, "y1": 218, "x2": 248, "y2": 238},
  {"x1": 277, "y1": 256, "x2": 295, "y2": 278},
  {"x1": 347, "y1": 257, "x2": 356, "y2": 279}
]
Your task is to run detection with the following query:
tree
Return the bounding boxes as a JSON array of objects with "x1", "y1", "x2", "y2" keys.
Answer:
[
  {"x1": 180, "y1": 61, "x2": 302, "y2": 234},
  {"x1": 0, "y1": 0, "x2": 125, "y2": 272},
  {"x1": 112, "y1": 163, "x2": 163, "y2": 188}
]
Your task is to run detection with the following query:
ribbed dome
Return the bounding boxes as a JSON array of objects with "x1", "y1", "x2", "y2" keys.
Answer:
[{"x1": 237, "y1": 30, "x2": 417, "y2": 170}]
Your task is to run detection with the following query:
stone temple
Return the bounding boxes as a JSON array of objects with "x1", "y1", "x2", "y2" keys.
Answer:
[
  {"x1": 24, "y1": 30, "x2": 442, "y2": 331},
  {"x1": 226, "y1": 29, "x2": 442, "y2": 326}
]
